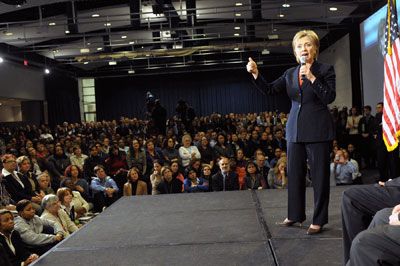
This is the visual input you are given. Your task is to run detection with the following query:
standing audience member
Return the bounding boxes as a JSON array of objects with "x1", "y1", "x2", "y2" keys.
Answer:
[{"x1": 358, "y1": 105, "x2": 375, "y2": 169}]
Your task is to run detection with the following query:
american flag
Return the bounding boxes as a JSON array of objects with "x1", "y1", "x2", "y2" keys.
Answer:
[{"x1": 383, "y1": 0, "x2": 400, "y2": 151}]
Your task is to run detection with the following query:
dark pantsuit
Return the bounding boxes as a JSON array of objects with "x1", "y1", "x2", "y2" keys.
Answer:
[
  {"x1": 376, "y1": 145, "x2": 399, "y2": 182},
  {"x1": 287, "y1": 141, "x2": 331, "y2": 226},
  {"x1": 347, "y1": 208, "x2": 400, "y2": 266},
  {"x1": 341, "y1": 185, "x2": 400, "y2": 263}
]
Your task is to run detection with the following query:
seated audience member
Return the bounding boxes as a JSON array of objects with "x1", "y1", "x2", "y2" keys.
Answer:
[
  {"x1": 255, "y1": 153, "x2": 270, "y2": 185},
  {"x1": 83, "y1": 145, "x2": 105, "y2": 181},
  {"x1": 150, "y1": 160, "x2": 163, "y2": 195},
  {"x1": 347, "y1": 205, "x2": 400, "y2": 265},
  {"x1": 123, "y1": 167, "x2": 148, "y2": 196},
  {"x1": 47, "y1": 144, "x2": 70, "y2": 189},
  {"x1": 197, "y1": 137, "x2": 215, "y2": 170},
  {"x1": 0, "y1": 209, "x2": 39, "y2": 266},
  {"x1": 104, "y1": 145, "x2": 128, "y2": 176},
  {"x1": 244, "y1": 161, "x2": 267, "y2": 190},
  {"x1": 346, "y1": 143, "x2": 362, "y2": 169},
  {"x1": 170, "y1": 160, "x2": 184, "y2": 192},
  {"x1": 184, "y1": 169, "x2": 209, "y2": 193},
  {"x1": 145, "y1": 139, "x2": 164, "y2": 171},
  {"x1": 201, "y1": 164, "x2": 213, "y2": 191},
  {"x1": 185, "y1": 158, "x2": 202, "y2": 179},
  {"x1": 69, "y1": 146, "x2": 88, "y2": 171},
  {"x1": 2, "y1": 154, "x2": 41, "y2": 211},
  {"x1": 267, "y1": 157, "x2": 288, "y2": 189},
  {"x1": 0, "y1": 174, "x2": 15, "y2": 211},
  {"x1": 126, "y1": 139, "x2": 147, "y2": 176},
  {"x1": 14, "y1": 200, "x2": 64, "y2": 255},
  {"x1": 162, "y1": 137, "x2": 181, "y2": 165},
  {"x1": 235, "y1": 149, "x2": 247, "y2": 190},
  {"x1": 269, "y1": 148, "x2": 283, "y2": 168},
  {"x1": 36, "y1": 172, "x2": 54, "y2": 195},
  {"x1": 156, "y1": 166, "x2": 183, "y2": 194},
  {"x1": 60, "y1": 179, "x2": 91, "y2": 216},
  {"x1": 179, "y1": 134, "x2": 201, "y2": 168},
  {"x1": 57, "y1": 188, "x2": 77, "y2": 223},
  {"x1": 341, "y1": 177, "x2": 400, "y2": 263},
  {"x1": 213, "y1": 133, "x2": 235, "y2": 159},
  {"x1": 330, "y1": 149, "x2": 357, "y2": 186},
  {"x1": 64, "y1": 165, "x2": 89, "y2": 199},
  {"x1": 41, "y1": 194, "x2": 78, "y2": 237},
  {"x1": 16, "y1": 156, "x2": 42, "y2": 202},
  {"x1": 90, "y1": 165, "x2": 119, "y2": 212},
  {"x1": 342, "y1": 149, "x2": 362, "y2": 184},
  {"x1": 212, "y1": 157, "x2": 239, "y2": 191}
]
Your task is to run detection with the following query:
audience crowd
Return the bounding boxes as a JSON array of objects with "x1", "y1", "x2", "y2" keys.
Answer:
[{"x1": 0, "y1": 101, "x2": 399, "y2": 264}]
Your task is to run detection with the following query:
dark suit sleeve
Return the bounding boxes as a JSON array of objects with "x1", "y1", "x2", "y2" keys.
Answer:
[
  {"x1": 212, "y1": 174, "x2": 221, "y2": 191},
  {"x1": 232, "y1": 173, "x2": 239, "y2": 190},
  {"x1": 252, "y1": 72, "x2": 287, "y2": 95},
  {"x1": 310, "y1": 64, "x2": 336, "y2": 105},
  {"x1": 4, "y1": 176, "x2": 32, "y2": 203},
  {"x1": 13, "y1": 231, "x2": 31, "y2": 264}
]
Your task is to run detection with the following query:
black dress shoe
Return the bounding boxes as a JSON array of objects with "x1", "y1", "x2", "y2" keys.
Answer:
[{"x1": 306, "y1": 226, "x2": 322, "y2": 235}]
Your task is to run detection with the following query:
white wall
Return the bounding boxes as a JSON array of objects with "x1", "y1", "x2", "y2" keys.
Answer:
[
  {"x1": 0, "y1": 105, "x2": 22, "y2": 122},
  {"x1": 0, "y1": 61, "x2": 45, "y2": 100},
  {"x1": 319, "y1": 34, "x2": 352, "y2": 109}
]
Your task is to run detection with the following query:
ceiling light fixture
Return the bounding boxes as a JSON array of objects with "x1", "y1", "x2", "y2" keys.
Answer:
[
  {"x1": 109, "y1": 61, "x2": 117, "y2": 65},
  {"x1": 92, "y1": 14, "x2": 100, "y2": 17},
  {"x1": 121, "y1": 35, "x2": 127, "y2": 39},
  {"x1": 278, "y1": 13, "x2": 284, "y2": 18},
  {"x1": 104, "y1": 22, "x2": 111, "y2": 27},
  {"x1": 128, "y1": 70, "x2": 135, "y2": 74},
  {"x1": 282, "y1": 3, "x2": 290, "y2": 8},
  {"x1": 235, "y1": 13, "x2": 241, "y2": 17},
  {"x1": 44, "y1": 68, "x2": 50, "y2": 74},
  {"x1": 0, "y1": 57, "x2": 3, "y2": 63},
  {"x1": 83, "y1": 62, "x2": 89, "y2": 65},
  {"x1": 48, "y1": 22, "x2": 56, "y2": 26},
  {"x1": 234, "y1": 33, "x2": 240, "y2": 36},
  {"x1": 80, "y1": 48, "x2": 90, "y2": 53},
  {"x1": 329, "y1": 7, "x2": 338, "y2": 11},
  {"x1": 129, "y1": 41, "x2": 135, "y2": 45},
  {"x1": 234, "y1": 26, "x2": 240, "y2": 30},
  {"x1": 235, "y1": 2, "x2": 243, "y2": 6},
  {"x1": 97, "y1": 47, "x2": 103, "y2": 51},
  {"x1": 234, "y1": 47, "x2": 239, "y2": 51},
  {"x1": 4, "y1": 32, "x2": 13, "y2": 36},
  {"x1": 65, "y1": 30, "x2": 70, "y2": 34}
]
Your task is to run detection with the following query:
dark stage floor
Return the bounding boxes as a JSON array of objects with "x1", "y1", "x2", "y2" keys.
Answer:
[{"x1": 32, "y1": 186, "x2": 349, "y2": 266}]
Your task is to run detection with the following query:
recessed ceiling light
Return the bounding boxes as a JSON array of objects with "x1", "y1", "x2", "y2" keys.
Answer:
[
  {"x1": 278, "y1": 14, "x2": 285, "y2": 18},
  {"x1": 16, "y1": 4, "x2": 21, "y2": 8},
  {"x1": 49, "y1": 22, "x2": 56, "y2": 26},
  {"x1": 83, "y1": 62, "x2": 89, "y2": 65},
  {"x1": 65, "y1": 30, "x2": 70, "y2": 34},
  {"x1": 234, "y1": 47, "x2": 239, "y2": 51},
  {"x1": 329, "y1": 7, "x2": 338, "y2": 11},
  {"x1": 109, "y1": 61, "x2": 117, "y2": 65},
  {"x1": 128, "y1": 70, "x2": 135, "y2": 74},
  {"x1": 129, "y1": 41, "x2": 135, "y2": 45},
  {"x1": 234, "y1": 26, "x2": 240, "y2": 30},
  {"x1": 234, "y1": 33, "x2": 240, "y2": 36},
  {"x1": 87, "y1": 42, "x2": 91, "y2": 45},
  {"x1": 121, "y1": 35, "x2": 127, "y2": 39},
  {"x1": 282, "y1": 3, "x2": 290, "y2": 8},
  {"x1": 80, "y1": 48, "x2": 90, "y2": 53},
  {"x1": 97, "y1": 47, "x2": 103, "y2": 51},
  {"x1": 104, "y1": 23, "x2": 111, "y2": 27},
  {"x1": 4, "y1": 32, "x2": 13, "y2": 36},
  {"x1": 0, "y1": 57, "x2": 3, "y2": 63},
  {"x1": 146, "y1": 54, "x2": 150, "y2": 57},
  {"x1": 92, "y1": 14, "x2": 100, "y2": 18},
  {"x1": 235, "y1": 2, "x2": 243, "y2": 6},
  {"x1": 44, "y1": 68, "x2": 50, "y2": 74},
  {"x1": 235, "y1": 13, "x2": 242, "y2": 17}
]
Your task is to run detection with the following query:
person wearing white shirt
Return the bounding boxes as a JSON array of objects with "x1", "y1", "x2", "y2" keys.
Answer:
[{"x1": 178, "y1": 134, "x2": 201, "y2": 167}]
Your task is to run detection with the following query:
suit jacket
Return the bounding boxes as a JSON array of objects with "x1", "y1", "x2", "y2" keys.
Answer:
[
  {"x1": 0, "y1": 231, "x2": 31, "y2": 266},
  {"x1": 2, "y1": 171, "x2": 34, "y2": 203},
  {"x1": 254, "y1": 61, "x2": 336, "y2": 142},
  {"x1": 212, "y1": 171, "x2": 239, "y2": 191},
  {"x1": 123, "y1": 181, "x2": 148, "y2": 196}
]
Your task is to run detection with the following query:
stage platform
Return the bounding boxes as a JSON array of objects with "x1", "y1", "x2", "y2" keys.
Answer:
[{"x1": 33, "y1": 186, "x2": 348, "y2": 266}]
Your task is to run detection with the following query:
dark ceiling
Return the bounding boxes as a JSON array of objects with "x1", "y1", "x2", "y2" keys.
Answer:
[{"x1": 0, "y1": 0, "x2": 386, "y2": 77}]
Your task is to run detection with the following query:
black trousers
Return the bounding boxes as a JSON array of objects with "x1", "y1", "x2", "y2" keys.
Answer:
[
  {"x1": 341, "y1": 185, "x2": 400, "y2": 263},
  {"x1": 376, "y1": 144, "x2": 399, "y2": 181},
  {"x1": 287, "y1": 141, "x2": 331, "y2": 226},
  {"x1": 347, "y1": 208, "x2": 400, "y2": 266}
]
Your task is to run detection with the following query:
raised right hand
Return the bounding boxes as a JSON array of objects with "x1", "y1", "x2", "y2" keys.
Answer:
[{"x1": 246, "y1": 57, "x2": 259, "y2": 77}]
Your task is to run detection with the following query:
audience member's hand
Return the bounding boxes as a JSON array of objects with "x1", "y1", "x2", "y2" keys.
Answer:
[
  {"x1": 31, "y1": 196, "x2": 42, "y2": 204},
  {"x1": 54, "y1": 233, "x2": 63, "y2": 242},
  {"x1": 5, "y1": 204, "x2": 16, "y2": 211},
  {"x1": 23, "y1": 254, "x2": 39, "y2": 266},
  {"x1": 75, "y1": 185, "x2": 84, "y2": 193}
]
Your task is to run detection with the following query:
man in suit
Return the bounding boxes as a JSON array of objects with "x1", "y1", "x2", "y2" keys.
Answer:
[
  {"x1": 247, "y1": 29, "x2": 336, "y2": 234},
  {"x1": 346, "y1": 205, "x2": 400, "y2": 265},
  {"x1": 341, "y1": 177, "x2": 400, "y2": 263},
  {"x1": 0, "y1": 209, "x2": 39, "y2": 266},
  {"x1": 212, "y1": 157, "x2": 239, "y2": 191}
]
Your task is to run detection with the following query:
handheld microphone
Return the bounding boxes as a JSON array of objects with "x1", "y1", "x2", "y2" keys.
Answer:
[{"x1": 300, "y1": 56, "x2": 306, "y2": 80}]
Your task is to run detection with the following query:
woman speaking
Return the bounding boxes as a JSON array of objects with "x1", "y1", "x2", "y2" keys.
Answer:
[{"x1": 247, "y1": 30, "x2": 336, "y2": 234}]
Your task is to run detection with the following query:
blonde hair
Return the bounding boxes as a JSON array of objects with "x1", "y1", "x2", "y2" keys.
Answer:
[
  {"x1": 274, "y1": 157, "x2": 287, "y2": 177},
  {"x1": 292, "y1": 30, "x2": 320, "y2": 63}
]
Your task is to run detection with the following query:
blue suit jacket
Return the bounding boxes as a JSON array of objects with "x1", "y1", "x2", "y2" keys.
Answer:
[{"x1": 254, "y1": 61, "x2": 336, "y2": 143}]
